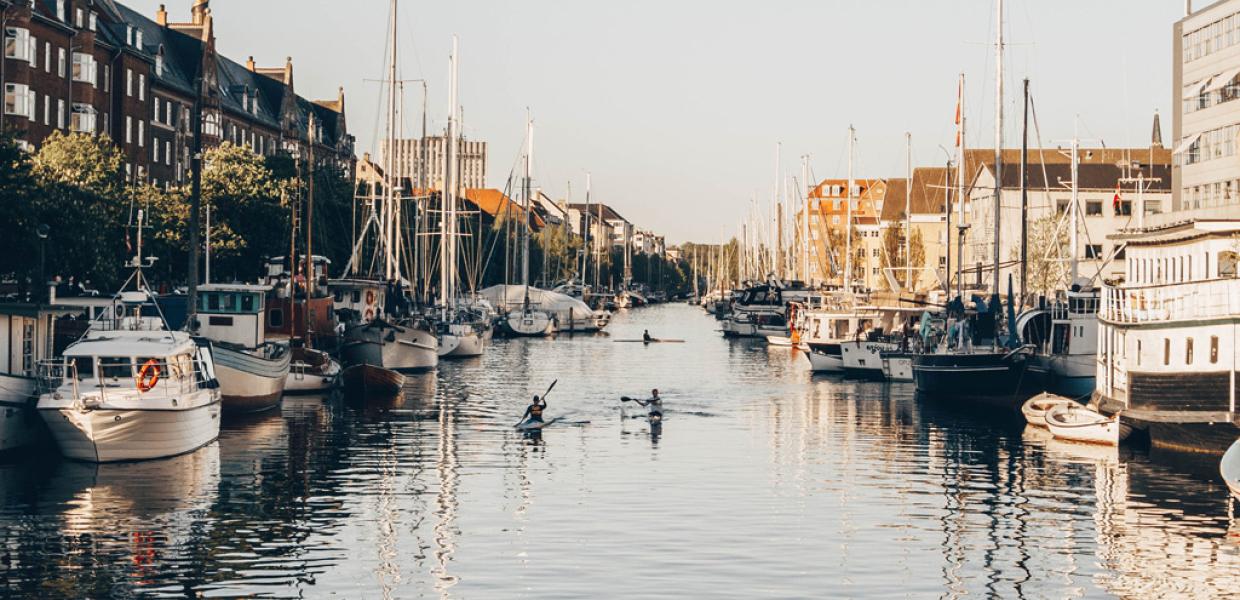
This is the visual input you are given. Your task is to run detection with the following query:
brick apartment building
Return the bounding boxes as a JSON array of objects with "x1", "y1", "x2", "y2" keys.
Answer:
[{"x1": 2, "y1": 0, "x2": 354, "y2": 187}]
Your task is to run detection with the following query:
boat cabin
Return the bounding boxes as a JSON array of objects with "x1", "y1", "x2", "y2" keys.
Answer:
[
  {"x1": 264, "y1": 255, "x2": 333, "y2": 299},
  {"x1": 196, "y1": 284, "x2": 271, "y2": 349},
  {"x1": 44, "y1": 330, "x2": 216, "y2": 402},
  {"x1": 329, "y1": 279, "x2": 399, "y2": 324},
  {"x1": 0, "y1": 303, "x2": 80, "y2": 386}
]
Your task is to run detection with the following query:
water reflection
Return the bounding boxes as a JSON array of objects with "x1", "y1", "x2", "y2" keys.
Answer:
[{"x1": 0, "y1": 304, "x2": 1234, "y2": 597}]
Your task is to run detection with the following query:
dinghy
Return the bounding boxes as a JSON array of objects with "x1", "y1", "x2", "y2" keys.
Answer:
[
  {"x1": 340, "y1": 364, "x2": 406, "y2": 398},
  {"x1": 1045, "y1": 403, "x2": 1131, "y2": 446},
  {"x1": 1021, "y1": 392, "x2": 1080, "y2": 428},
  {"x1": 1223, "y1": 439, "x2": 1240, "y2": 500}
]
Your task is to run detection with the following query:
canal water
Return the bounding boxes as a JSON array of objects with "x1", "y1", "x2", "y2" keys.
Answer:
[{"x1": 0, "y1": 303, "x2": 1236, "y2": 598}]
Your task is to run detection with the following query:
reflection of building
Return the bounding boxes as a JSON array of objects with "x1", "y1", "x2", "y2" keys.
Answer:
[
  {"x1": 380, "y1": 136, "x2": 487, "y2": 191},
  {"x1": 1172, "y1": 0, "x2": 1240, "y2": 221}
]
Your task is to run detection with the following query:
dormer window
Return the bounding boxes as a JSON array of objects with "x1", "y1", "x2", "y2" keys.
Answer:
[
  {"x1": 89, "y1": 13, "x2": 97, "y2": 32},
  {"x1": 135, "y1": 31, "x2": 143, "y2": 49},
  {"x1": 156, "y1": 54, "x2": 164, "y2": 77},
  {"x1": 56, "y1": 1, "x2": 65, "y2": 22},
  {"x1": 126, "y1": 26, "x2": 133, "y2": 46}
]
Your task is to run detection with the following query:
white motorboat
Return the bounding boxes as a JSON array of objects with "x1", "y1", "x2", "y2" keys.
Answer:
[
  {"x1": 806, "y1": 343, "x2": 844, "y2": 373},
  {"x1": 1021, "y1": 392, "x2": 1080, "y2": 428},
  {"x1": 285, "y1": 347, "x2": 340, "y2": 394},
  {"x1": 1222, "y1": 439, "x2": 1240, "y2": 500},
  {"x1": 439, "y1": 321, "x2": 487, "y2": 358},
  {"x1": 37, "y1": 292, "x2": 222, "y2": 463},
  {"x1": 1045, "y1": 403, "x2": 1131, "y2": 446},
  {"x1": 880, "y1": 351, "x2": 914, "y2": 382},
  {"x1": 503, "y1": 307, "x2": 553, "y2": 337},
  {"x1": 195, "y1": 284, "x2": 290, "y2": 414},
  {"x1": 766, "y1": 335, "x2": 794, "y2": 347},
  {"x1": 841, "y1": 339, "x2": 899, "y2": 380}
]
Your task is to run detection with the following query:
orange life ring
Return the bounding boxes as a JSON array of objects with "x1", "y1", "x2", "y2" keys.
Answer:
[
  {"x1": 364, "y1": 308, "x2": 375, "y2": 321},
  {"x1": 137, "y1": 359, "x2": 161, "y2": 393},
  {"x1": 365, "y1": 290, "x2": 376, "y2": 306}
]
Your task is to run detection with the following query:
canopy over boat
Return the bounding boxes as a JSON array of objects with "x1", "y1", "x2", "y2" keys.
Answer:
[{"x1": 478, "y1": 285, "x2": 595, "y2": 316}]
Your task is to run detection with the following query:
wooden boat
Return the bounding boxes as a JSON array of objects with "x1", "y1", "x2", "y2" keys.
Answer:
[
  {"x1": 1021, "y1": 392, "x2": 1080, "y2": 428},
  {"x1": 340, "y1": 364, "x2": 406, "y2": 398},
  {"x1": 285, "y1": 347, "x2": 340, "y2": 394},
  {"x1": 195, "y1": 284, "x2": 291, "y2": 414},
  {"x1": 1223, "y1": 439, "x2": 1240, "y2": 500},
  {"x1": 1045, "y1": 403, "x2": 1131, "y2": 446}
]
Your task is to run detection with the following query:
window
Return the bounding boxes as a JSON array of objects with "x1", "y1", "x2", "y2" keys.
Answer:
[
  {"x1": 137, "y1": 121, "x2": 144, "y2": 147},
  {"x1": 268, "y1": 308, "x2": 284, "y2": 328},
  {"x1": 5, "y1": 27, "x2": 31, "y2": 62},
  {"x1": 1086, "y1": 200, "x2": 1103, "y2": 216},
  {"x1": 1220, "y1": 251, "x2": 1239, "y2": 277},
  {"x1": 125, "y1": 116, "x2": 132, "y2": 144},
  {"x1": 153, "y1": 138, "x2": 159, "y2": 163},
  {"x1": 1136, "y1": 340, "x2": 1142, "y2": 367},
  {"x1": 1116, "y1": 200, "x2": 1132, "y2": 216},
  {"x1": 28, "y1": 35, "x2": 36, "y2": 69},
  {"x1": 138, "y1": 74, "x2": 145, "y2": 101},
  {"x1": 44, "y1": 42, "x2": 50, "y2": 73},
  {"x1": 156, "y1": 54, "x2": 164, "y2": 77},
  {"x1": 1085, "y1": 244, "x2": 1103, "y2": 259},
  {"x1": 103, "y1": 65, "x2": 110, "y2": 92},
  {"x1": 43, "y1": 95, "x2": 49, "y2": 126},
  {"x1": 1211, "y1": 336, "x2": 1219, "y2": 364},
  {"x1": 98, "y1": 357, "x2": 131, "y2": 381},
  {"x1": 872, "y1": 248, "x2": 880, "y2": 257},
  {"x1": 56, "y1": 0, "x2": 65, "y2": 21},
  {"x1": 1164, "y1": 338, "x2": 1170, "y2": 366},
  {"x1": 89, "y1": 12, "x2": 97, "y2": 32},
  {"x1": 165, "y1": 141, "x2": 171, "y2": 165},
  {"x1": 75, "y1": 8, "x2": 83, "y2": 28},
  {"x1": 153, "y1": 97, "x2": 160, "y2": 121},
  {"x1": 57, "y1": 48, "x2": 65, "y2": 78},
  {"x1": 70, "y1": 104, "x2": 96, "y2": 134},
  {"x1": 72, "y1": 52, "x2": 97, "y2": 85},
  {"x1": 4, "y1": 84, "x2": 31, "y2": 118},
  {"x1": 1056, "y1": 199, "x2": 1070, "y2": 214},
  {"x1": 1186, "y1": 337, "x2": 1194, "y2": 365},
  {"x1": 57, "y1": 99, "x2": 64, "y2": 129},
  {"x1": 126, "y1": 69, "x2": 133, "y2": 97}
]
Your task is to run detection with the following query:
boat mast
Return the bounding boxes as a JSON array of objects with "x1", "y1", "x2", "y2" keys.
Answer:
[
  {"x1": 801, "y1": 155, "x2": 810, "y2": 286},
  {"x1": 383, "y1": 0, "x2": 399, "y2": 281},
  {"x1": 1070, "y1": 117, "x2": 1080, "y2": 284},
  {"x1": 904, "y1": 132, "x2": 912, "y2": 290},
  {"x1": 305, "y1": 114, "x2": 316, "y2": 337},
  {"x1": 1020, "y1": 78, "x2": 1029, "y2": 305},
  {"x1": 440, "y1": 35, "x2": 459, "y2": 312},
  {"x1": 845, "y1": 125, "x2": 854, "y2": 295},
  {"x1": 992, "y1": 0, "x2": 1003, "y2": 296},
  {"x1": 522, "y1": 111, "x2": 533, "y2": 296},
  {"x1": 956, "y1": 73, "x2": 967, "y2": 298},
  {"x1": 583, "y1": 172, "x2": 591, "y2": 287}
]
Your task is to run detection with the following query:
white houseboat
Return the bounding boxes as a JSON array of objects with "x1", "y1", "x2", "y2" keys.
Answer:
[
  {"x1": 0, "y1": 303, "x2": 80, "y2": 451},
  {"x1": 1096, "y1": 219, "x2": 1240, "y2": 454}
]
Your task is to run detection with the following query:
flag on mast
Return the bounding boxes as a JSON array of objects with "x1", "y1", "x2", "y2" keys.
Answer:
[{"x1": 954, "y1": 78, "x2": 963, "y2": 148}]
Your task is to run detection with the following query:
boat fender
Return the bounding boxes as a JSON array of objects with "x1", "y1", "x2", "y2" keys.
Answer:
[
  {"x1": 365, "y1": 308, "x2": 375, "y2": 321},
  {"x1": 137, "y1": 359, "x2": 161, "y2": 393}
]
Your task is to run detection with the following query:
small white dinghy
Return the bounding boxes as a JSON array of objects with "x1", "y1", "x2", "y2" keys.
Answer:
[
  {"x1": 1045, "y1": 403, "x2": 1131, "y2": 446},
  {"x1": 1222, "y1": 439, "x2": 1240, "y2": 500},
  {"x1": 1021, "y1": 392, "x2": 1079, "y2": 428}
]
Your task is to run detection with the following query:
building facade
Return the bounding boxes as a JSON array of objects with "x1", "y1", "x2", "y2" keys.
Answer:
[
  {"x1": 381, "y1": 136, "x2": 487, "y2": 192},
  {"x1": 804, "y1": 178, "x2": 888, "y2": 292},
  {"x1": 1173, "y1": 0, "x2": 1240, "y2": 220},
  {"x1": 1, "y1": 0, "x2": 354, "y2": 188}
]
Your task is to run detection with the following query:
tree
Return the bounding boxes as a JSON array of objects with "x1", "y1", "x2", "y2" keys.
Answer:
[
  {"x1": 1020, "y1": 214, "x2": 1070, "y2": 297},
  {"x1": 827, "y1": 226, "x2": 864, "y2": 285},
  {"x1": 201, "y1": 143, "x2": 287, "y2": 282},
  {"x1": 0, "y1": 129, "x2": 39, "y2": 293},
  {"x1": 31, "y1": 131, "x2": 123, "y2": 198},
  {"x1": 880, "y1": 221, "x2": 927, "y2": 291}
]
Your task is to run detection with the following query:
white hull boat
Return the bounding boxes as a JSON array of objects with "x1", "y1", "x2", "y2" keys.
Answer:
[
  {"x1": 213, "y1": 343, "x2": 290, "y2": 414},
  {"x1": 880, "y1": 352, "x2": 914, "y2": 382},
  {"x1": 342, "y1": 320, "x2": 439, "y2": 373},
  {"x1": 806, "y1": 344, "x2": 844, "y2": 373},
  {"x1": 0, "y1": 375, "x2": 41, "y2": 452},
  {"x1": 1045, "y1": 403, "x2": 1131, "y2": 446},
  {"x1": 41, "y1": 400, "x2": 221, "y2": 463},
  {"x1": 1222, "y1": 439, "x2": 1240, "y2": 500},
  {"x1": 1021, "y1": 392, "x2": 1079, "y2": 428},
  {"x1": 841, "y1": 340, "x2": 898, "y2": 380},
  {"x1": 285, "y1": 347, "x2": 340, "y2": 394},
  {"x1": 503, "y1": 309, "x2": 553, "y2": 337},
  {"x1": 766, "y1": 335, "x2": 794, "y2": 347},
  {"x1": 439, "y1": 323, "x2": 486, "y2": 358}
]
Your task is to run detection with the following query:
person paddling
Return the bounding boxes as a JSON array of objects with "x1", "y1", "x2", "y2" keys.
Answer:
[
  {"x1": 631, "y1": 388, "x2": 663, "y2": 419},
  {"x1": 642, "y1": 330, "x2": 653, "y2": 343},
  {"x1": 521, "y1": 395, "x2": 547, "y2": 425}
]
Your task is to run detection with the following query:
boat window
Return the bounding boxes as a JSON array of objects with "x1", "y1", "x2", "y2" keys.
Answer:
[
  {"x1": 72, "y1": 356, "x2": 94, "y2": 379},
  {"x1": 206, "y1": 293, "x2": 220, "y2": 311},
  {"x1": 1186, "y1": 338, "x2": 1194, "y2": 365},
  {"x1": 240, "y1": 293, "x2": 256, "y2": 313},
  {"x1": 1163, "y1": 338, "x2": 1170, "y2": 366},
  {"x1": 334, "y1": 290, "x2": 343, "y2": 303},
  {"x1": 1136, "y1": 340, "x2": 1141, "y2": 366},
  {"x1": 351, "y1": 290, "x2": 361, "y2": 304},
  {"x1": 1211, "y1": 336, "x2": 1219, "y2": 364},
  {"x1": 98, "y1": 356, "x2": 132, "y2": 381},
  {"x1": 269, "y1": 308, "x2": 284, "y2": 328}
]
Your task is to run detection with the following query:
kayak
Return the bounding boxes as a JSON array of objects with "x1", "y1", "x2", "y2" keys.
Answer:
[
  {"x1": 648, "y1": 413, "x2": 663, "y2": 423},
  {"x1": 516, "y1": 417, "x2": 561, "y2": 431},
  {"x1": 614, "y1": 339, "x2": 685, "y2": 344}
]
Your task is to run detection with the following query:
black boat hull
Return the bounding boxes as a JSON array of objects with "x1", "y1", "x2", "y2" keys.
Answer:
[{"x1": 912, "y1": 351, "x2": 1041, "y2": 410}]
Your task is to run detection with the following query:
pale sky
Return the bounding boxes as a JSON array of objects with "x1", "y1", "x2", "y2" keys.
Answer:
[{"x1": 127, "y1": 0, "x2": 1186, "y2": 243}]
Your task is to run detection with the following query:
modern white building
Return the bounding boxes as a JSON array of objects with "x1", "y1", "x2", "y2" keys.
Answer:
[
  {"x1": 380, "y1": 136, "x2": 487, "y2": 191},
  {"x1": 1173, "y1": 0, "x2": 1240, "y2": 220}
]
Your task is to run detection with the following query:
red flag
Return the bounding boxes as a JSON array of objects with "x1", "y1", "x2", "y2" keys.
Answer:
[
  {"x1": 954, "y1": 78, "x2": 963, "y2": 147},
  {"x1": 1113, "y1": 183, "x2": 1122, "y2": 211}
]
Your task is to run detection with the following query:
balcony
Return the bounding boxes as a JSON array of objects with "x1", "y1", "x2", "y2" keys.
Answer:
[{"x1": 1101, "y1": 278, "x2": 1240, "y2": 324}]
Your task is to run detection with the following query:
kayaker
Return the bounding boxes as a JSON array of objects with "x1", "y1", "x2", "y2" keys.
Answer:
[
  {"x1": 631, "y1": 389, "x2": 663, "y2": 419},
  {"x1": 521, "y1": 395, "x2": 547, "y2": 425},
  {"x1": 643, "y1": 330, "x2": 653, "y2": 343}
]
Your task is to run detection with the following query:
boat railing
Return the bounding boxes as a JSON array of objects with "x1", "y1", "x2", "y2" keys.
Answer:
[
  {"x1": 36, "y1": 357, "x2": 209, "y2": 405},
  {"x1": 1101, "y1": 278, "x2": 1240, "y2": 324}
]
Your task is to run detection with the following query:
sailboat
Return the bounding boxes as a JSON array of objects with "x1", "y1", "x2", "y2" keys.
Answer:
[
  {"x1": 436, "y1": 36, "x2": 488, "y2": 358},
  {"x1": 911, "y1": 0, "x2": 1039, "y2": 409},
  {"x1": 332, "y1": 0, "x2": 438, "y2": 377},
  {"x1": 37, "y1": 211, "x2": 222, "y2": 463},
  {"x1": 499, "y1": 113, "x2": 553, "y2": 337}
]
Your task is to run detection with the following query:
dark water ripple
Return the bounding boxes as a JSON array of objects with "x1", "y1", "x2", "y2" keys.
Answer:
[{"x1": 0, "y1": 304, "x2": 1235, "y2": 598}]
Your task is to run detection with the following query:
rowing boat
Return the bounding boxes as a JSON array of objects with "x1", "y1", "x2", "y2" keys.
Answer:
[
  {"x1": 1222, "y1": 439, "x2": 1240, "y2": 500},
  {"x1": 1021, "y1": 392, "x2": 1079, "y2": 428},
  {"x1": 1045, "y1": 403, "x2": 1131, "y2": 446}
]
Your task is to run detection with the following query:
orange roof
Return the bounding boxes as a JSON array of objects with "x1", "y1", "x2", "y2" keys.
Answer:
[{"x1": 463, "y1": 189, "x2": 545, "y2": 229}]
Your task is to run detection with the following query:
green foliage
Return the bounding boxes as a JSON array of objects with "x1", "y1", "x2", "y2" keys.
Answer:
[
  {"x1": 31, "y1": 131, "x2": 123, "y2": 197},
  {"x1": 201, "y1": 143, "x2": 287, "y2": 281},
  {"x1": 0, "y1": 130, "x2": 39, "y2": 294},
  {"x1": 880, "y1": 222, "x2": 926, "y2": 291},
  {"x1": 1019, "y1": 214, "x2": 1070, "y2": 297}
]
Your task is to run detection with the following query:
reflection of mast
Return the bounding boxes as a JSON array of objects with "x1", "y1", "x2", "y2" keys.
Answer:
[{"x1": 433, "y1": 386, "x2": 460, "y2": 595}]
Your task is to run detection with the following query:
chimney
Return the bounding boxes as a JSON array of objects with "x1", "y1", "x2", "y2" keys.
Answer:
[
  {"x1": 156, "y1": 4, "x2": 168, "y2": 26},
  {"x1": 1152, "y1": 110, "x2": 1164, "y2": 148},
  {"x1": 284, "y1": 56, "x2": 293, "y2": 86},
  {"x1": 246, "y1": 55, "x2": 256, "y2": 71},
  {"x1": 192, "y1": 0, "x2": 209, "y2": 25}
]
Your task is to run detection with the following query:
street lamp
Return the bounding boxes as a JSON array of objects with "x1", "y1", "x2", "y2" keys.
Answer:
[{"x1": 37, "y1": 224, "x2": 49, "y2": 303}]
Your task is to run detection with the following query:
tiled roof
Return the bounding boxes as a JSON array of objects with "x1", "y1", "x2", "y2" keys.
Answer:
[
  {"x1": 565, "y1": 203, "x2": 627, "y2": 223},
  {"x1": 465, "y1": 189, "x2": 546, "y2": 229}
]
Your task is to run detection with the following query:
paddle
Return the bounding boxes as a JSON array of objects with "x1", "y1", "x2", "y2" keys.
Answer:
[{"x1": 515, "y1": 379, "x2": 558, "y2": 428}]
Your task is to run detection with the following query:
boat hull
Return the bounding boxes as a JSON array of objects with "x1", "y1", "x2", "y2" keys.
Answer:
[
  {"x1": 806, "y1": 344, "x2": 843, "y2": 373},
  {"x1": 502, "y1": 310, "x2": 553, "y2": 337},
  {"x1": 1046, "y1": 354, "x2": 1095, "y2": 399},
  {"x1": 39, "y1": 397, "x2": 221, "y2": 463},
  {"x1": 1020, "y1": 392, "x2": 1079, "y2": 428},
  {"x1": 440, "y1": 325, "x2": 486, "y2": 358},
  {"x1": 880, "y1": 353, "x2": 914, "y2": 382},
  {"x1": 912, "y1": 350, "x2": 1038, "y2": 410},
  {"x1": 842, "y1": 340, "x2": 898, "y2": 380},
  {"x1": 340, "y1": 364, "x2": 406, "y2": 398},
  {"x1": 284, "y1": 348, "x2": 340, "y2": 394},
  {"x1": 342, "y1": 322, "x2": 438, "y2": 373},
  {"x1": 213, "y1": 345, "x2": 290, "y2": 414},
  {"x1": 1045, "y1": 404, "x2": 1130, "y2": 446},
  {"x1": 0, "y1": 375, "x2": 43, "y2": 452},
  {"x1": 1222, "y1": 440, "x2": 1240, "y2": 500}
]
